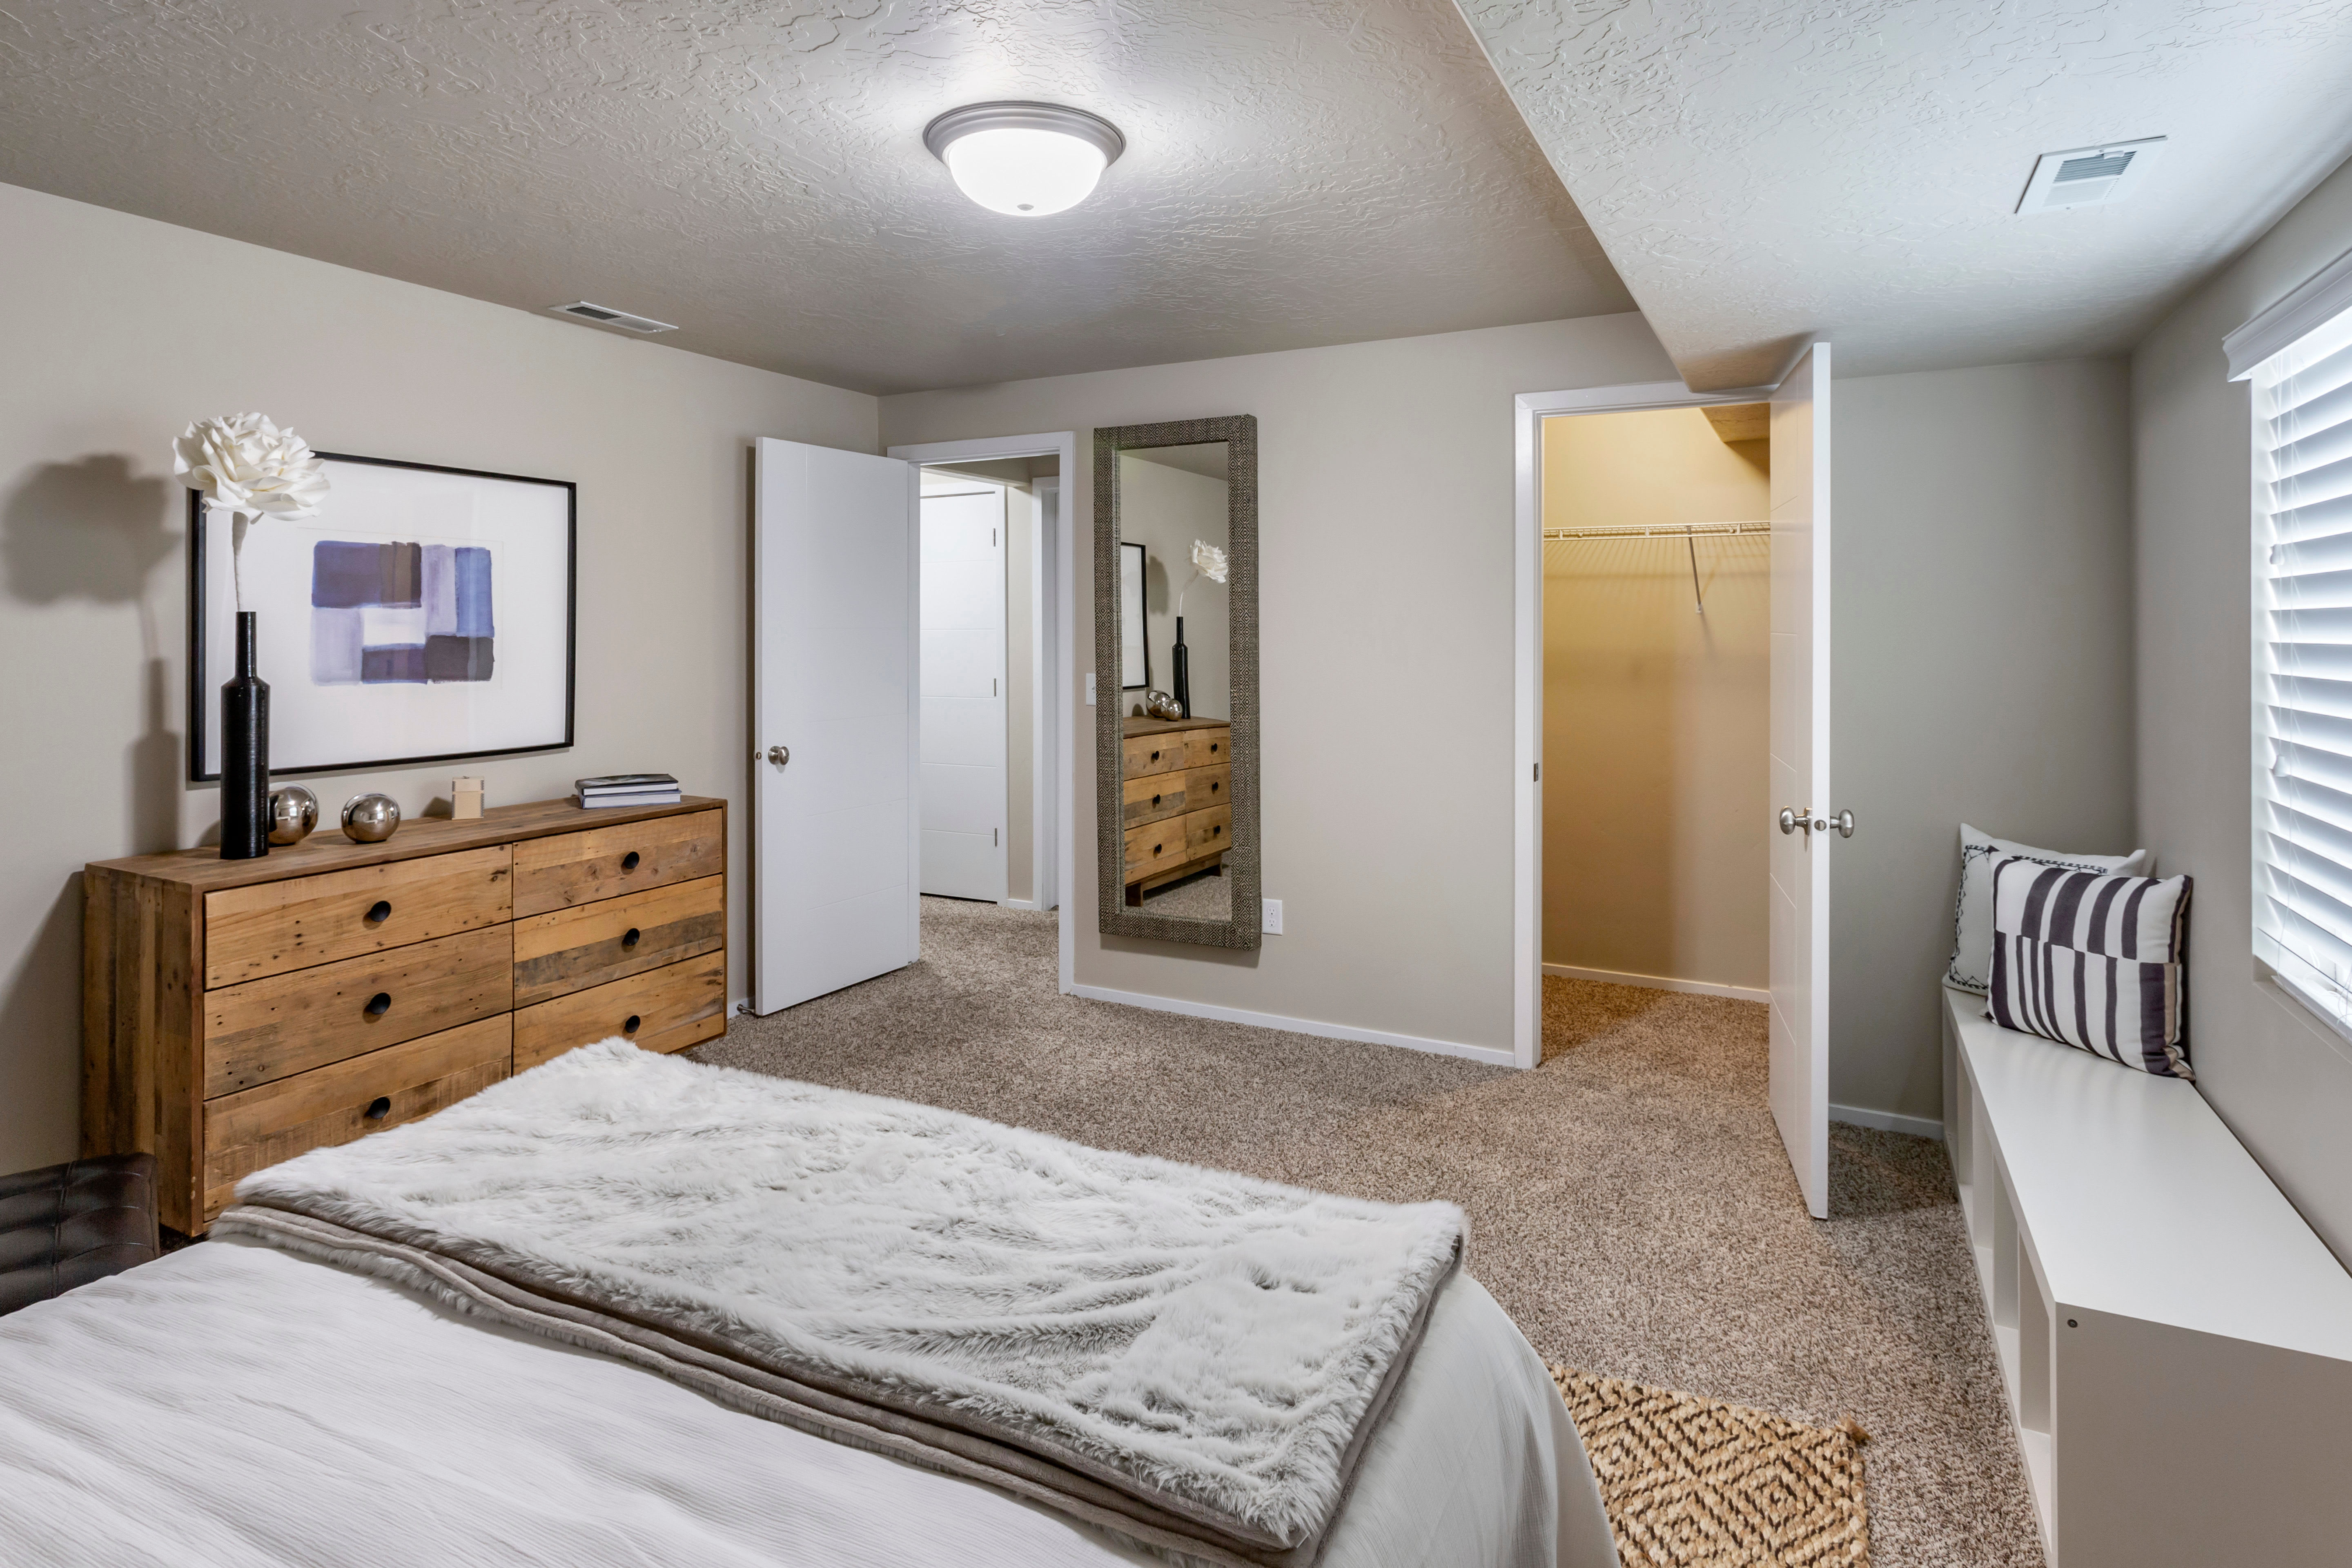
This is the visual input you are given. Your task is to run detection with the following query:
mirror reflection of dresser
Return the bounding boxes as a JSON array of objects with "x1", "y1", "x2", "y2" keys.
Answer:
[{"x1": 1120, "y1": 714, "x2": 1232, "y2": 912}]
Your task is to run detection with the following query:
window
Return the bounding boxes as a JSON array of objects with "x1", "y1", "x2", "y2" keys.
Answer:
[{"x1": 2253, "y1": 296, "x2": 2352, "y2": 1031}]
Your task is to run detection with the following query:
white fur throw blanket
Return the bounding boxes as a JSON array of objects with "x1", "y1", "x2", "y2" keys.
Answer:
[{"x1": 218, "y1": 1042, "x2": 1464, "y2": 1566}]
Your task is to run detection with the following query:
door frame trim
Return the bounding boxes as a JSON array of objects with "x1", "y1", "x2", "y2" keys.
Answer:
[
  {"x1": 888, "y1": 432, "x2": 1080, "y2": 996},
  {"x1": 1510, "y1": 380, "x2": 1775, "y2": 1069}
]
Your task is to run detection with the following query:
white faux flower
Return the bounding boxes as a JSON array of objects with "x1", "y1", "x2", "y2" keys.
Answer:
[
  {"x1": 1191, "y1": 539, "x2": 1229, "y2": 584},
  {"x1": 172, "y1": 412, "x2": 329, "y2": 519}
]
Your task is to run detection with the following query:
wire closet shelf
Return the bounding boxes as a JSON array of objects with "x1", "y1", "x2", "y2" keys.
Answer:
[{"x1": 1541, "y1": 521, "x2": 1769, "y2": 615}]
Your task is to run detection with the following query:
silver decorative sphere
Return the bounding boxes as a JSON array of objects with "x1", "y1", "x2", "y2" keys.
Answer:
[
  {"x1": 340, "y1": 793, "x2": 401, "y2": 843},
  {"x1": 1144, "y1": 689, "x2": 1184, "y2": 721},
  {"x1": 266, "y1": 785, "x2": 319, "y2": 845}
]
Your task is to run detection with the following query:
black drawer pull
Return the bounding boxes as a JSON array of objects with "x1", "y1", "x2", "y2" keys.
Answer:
[
  {"x1": 621, "y1": 851, "x2": 641, "y2": 872},
  {"x1": 365, "y1": 992, "x2": 392, "y2": 1017},
  {"x1": 366, "y1": 900, "x2": 392, "y2": 924},
  {"x1": 364, "y1": 1096, "x2": 392, "y2": 1121},
  {"x1": 621, "y1": 927, "x2": 641, "y2": 949},
  {"x1": 1210, "y1": 781, "x2": 1221, "y2": 794},
  {"x1": 1149, "y1": 750, "x2": 1161, "y2": 762},
  {"x1": 623, "y1": 1014, "x2": 642, "y2": 1034},
  {"x1": 1211, "y1": 825, "x2": 1223, "y2": 838},
  {"x1": 1151, "y1": 794, "x2": 1162, "y2": 807},
  {"x1": 1153, "y1": 844, "x2": 1163, "y2": 856}
]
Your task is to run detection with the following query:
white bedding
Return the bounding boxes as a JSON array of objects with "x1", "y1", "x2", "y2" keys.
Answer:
[{"x1": 0, "y1": 1239, "x2": 1613, "y2": 1568}]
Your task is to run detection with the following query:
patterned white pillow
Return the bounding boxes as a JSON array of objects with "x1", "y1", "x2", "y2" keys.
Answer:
[
  {"x1": 1946, "y1": 824, "x2": 2148, "y2": 994},
  {"x1": 1986, "y1": 857, "x2": 2193, "y2": 1079}
]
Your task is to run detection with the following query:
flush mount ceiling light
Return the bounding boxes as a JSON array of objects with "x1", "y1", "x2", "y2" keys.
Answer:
[{"x1": 924, "y1": 101, "x2": 1125, "y2": 217}]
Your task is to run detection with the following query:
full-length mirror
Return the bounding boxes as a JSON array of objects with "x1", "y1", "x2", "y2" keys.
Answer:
[{"x1": 1095, "y1": 416, "x2": 1258, "y2": 947}]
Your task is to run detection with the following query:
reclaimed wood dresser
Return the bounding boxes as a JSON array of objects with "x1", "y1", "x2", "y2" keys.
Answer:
[
  {"x1": 83, "y1": 796, "x2": 727, "y2": 1234},
  {"x1": 1119, "y1": 715, "x2": 1232, "y2": 905}
]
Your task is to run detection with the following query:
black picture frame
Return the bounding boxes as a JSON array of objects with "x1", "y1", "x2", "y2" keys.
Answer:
[
  {"x1": 187, "y1": 451, "x2": 578, "y2": 782},
  {"x1": 1119, "y1": 539, "x2": 1151, "y2": 690}
]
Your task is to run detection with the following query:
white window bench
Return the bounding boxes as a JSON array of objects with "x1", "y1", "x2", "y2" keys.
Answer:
[{"x1": 1940, "y1": 984, "x2": 2352, "y2": 1566}]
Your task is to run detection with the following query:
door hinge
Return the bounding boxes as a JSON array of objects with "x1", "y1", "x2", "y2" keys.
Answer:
[
  {"x1": 1532, "y1": 763, "x2": 1540, "y2": 782},
  {"x1": 993, "y1": 827, "x2": 999, "y2": 846}
]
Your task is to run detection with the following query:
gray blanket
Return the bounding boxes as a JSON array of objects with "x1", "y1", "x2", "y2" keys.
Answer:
[{"x1": 220, "y1": 1041, "x2": 1466, "y2": 1566}]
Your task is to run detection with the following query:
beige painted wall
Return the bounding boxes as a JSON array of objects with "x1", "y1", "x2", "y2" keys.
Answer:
[
  {"x1": 1830, "y1": 358, "x2": 2136, "y2": 1129},
  {"x1": 1541, "y1": 408, "x2": 1769, "y2": 991},
  {"x1": 0, "y1": 181, "x2": 878, "y2": 1172},
  {"x1": 2134, "y1": 150, "x2": 2352, "y2": 1265},
  {"x1": 1118, "y1": 454, "x2": 1231, "y2": 723},
  {"x1": 880, "y1": 315, "x2": 1680, "y2": 1053}
]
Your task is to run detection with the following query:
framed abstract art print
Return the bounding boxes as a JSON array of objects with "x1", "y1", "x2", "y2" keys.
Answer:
[{"x1": 188, "y1": 452, "x2": 576, "y2": 780}]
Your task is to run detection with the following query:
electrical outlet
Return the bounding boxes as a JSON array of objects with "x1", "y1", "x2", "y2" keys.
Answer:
[
  {"x1": 1085, "y1": 673, "x2": 1096, "y2": 705},
  {"x1": 1262, "y1": 898, "x2": 1283, "y2": 935}
]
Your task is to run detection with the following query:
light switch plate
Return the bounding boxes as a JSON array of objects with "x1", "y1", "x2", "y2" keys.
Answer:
[{"x1": 1262, "y1": 898, "x2": 1283, "y2": 935}]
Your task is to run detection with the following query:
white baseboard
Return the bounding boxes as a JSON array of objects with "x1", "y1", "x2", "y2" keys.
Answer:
[
  {"x1": 1541, "y1": 962, "x2": 1769, "y2": 1004},
  {"x1": 1000, "y1": 898, "x2": 1042, "y2": 911},
  {"x1": 1068, "y1": 984, "x2": 1518, "y2": 1068},
  {"x1": 1830, "y1": 1102, "x2": 1945, "y2": 1141}
]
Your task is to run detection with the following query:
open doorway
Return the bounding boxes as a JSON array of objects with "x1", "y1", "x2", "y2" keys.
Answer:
[
  {"x1": 1541, "y1": 404, "x2": 1771, "y2": 1007},
  {"x1": 1515, "y1": 353, "x2": 1835, "y2": 1218},
  {"x1": 891, "y1": 431, "x2": 1077, "y2": 998}
]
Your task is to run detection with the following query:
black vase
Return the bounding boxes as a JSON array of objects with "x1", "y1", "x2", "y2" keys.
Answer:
[
  {"x1": 219, "y1": 611, "x2": 271, "y2": 860},
  {"x1": 1172, "y1": 615, "x2": 1191, "y2": 720}
]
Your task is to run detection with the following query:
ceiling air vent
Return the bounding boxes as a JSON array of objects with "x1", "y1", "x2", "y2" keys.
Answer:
[
  {"x1": 2016, "y1": 138, "x2": 2165, "y2": 215},
  {"x1": 549, "y1": 301, "x2": 678, "y2": 334}
]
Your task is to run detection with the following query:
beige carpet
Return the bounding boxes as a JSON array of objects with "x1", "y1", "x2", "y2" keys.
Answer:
[
  {"x1": 694, "y1": 897, "x2": 2043, "y2": 1568},
  {"x1": 1553, "y1": 1365, "x2": 1868, "y2": 1567}
]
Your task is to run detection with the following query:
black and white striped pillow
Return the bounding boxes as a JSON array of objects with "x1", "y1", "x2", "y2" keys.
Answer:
[{"x1": 1987, "y1": 857, "x2": 2194, "y2": 1080}]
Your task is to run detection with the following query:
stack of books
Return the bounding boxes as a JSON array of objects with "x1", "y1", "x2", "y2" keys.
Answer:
[{"x1": 575, "y1": 773, "x2": 682, "y2": 809}]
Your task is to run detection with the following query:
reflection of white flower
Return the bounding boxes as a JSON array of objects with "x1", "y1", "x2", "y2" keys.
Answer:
[
  {"x1": 1178, "y1": 538, "x2": 1229, "y2": 618},
  {"x1": 172, "y1": 412, "x2": 330, "y2": 611},
  {"x1": 173, "y1": 413, "x2": 330, "y2": 519}
]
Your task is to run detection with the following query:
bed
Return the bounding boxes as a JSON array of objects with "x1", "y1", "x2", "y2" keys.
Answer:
[{"x1": 0, "y1": 1049, "x2": 1614, "y2": 1568}]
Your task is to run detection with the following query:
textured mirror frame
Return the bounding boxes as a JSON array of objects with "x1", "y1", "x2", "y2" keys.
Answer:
[{"x1": 1094, "y1": 415, "x2": 1261, "y2": 949}]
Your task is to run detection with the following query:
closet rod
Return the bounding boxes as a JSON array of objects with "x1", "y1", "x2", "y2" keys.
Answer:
[
  {"x1": 1542, "y1": 520, "x2": 1767, "y2": 616},
  {"x1": 1539, "y1": 521, "x2": 1770, "y2": 540}
]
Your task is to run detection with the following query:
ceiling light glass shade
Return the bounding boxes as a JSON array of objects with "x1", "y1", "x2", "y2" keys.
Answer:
[{"x1": 924, "y1": 102, "x2": 1125, "y2": 217}]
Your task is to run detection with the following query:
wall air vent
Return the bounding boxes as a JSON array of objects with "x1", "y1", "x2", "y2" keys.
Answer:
[
  {"x1": 2016, "y1": 137, "x2": 2165, "y2": 215},
  {"x1": 548, "y1": 301, "x2": 678, "y2": 334}
]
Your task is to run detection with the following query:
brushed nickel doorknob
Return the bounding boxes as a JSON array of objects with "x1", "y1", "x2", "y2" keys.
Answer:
[
  {"x1": 767, "y1": 744, "x2": 791, "y2": 767},
  {"x1": 1779, "y1": 807, "x2": 1809, "y2": 835}
]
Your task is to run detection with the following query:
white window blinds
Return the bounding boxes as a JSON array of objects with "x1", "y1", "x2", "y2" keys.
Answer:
[{"x1": 2254, "y1": 297, "x2": 2352, "y2": 1025}]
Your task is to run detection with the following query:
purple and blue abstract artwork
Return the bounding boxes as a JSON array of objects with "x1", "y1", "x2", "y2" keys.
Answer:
[{"x1": 310, "y1": 541, "x2": 495, "y2": 685}]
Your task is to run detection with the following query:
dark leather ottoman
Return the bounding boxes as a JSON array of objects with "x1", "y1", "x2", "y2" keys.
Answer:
[{"x1": 0, "y1": 1153, "x2": 161, "y2": 1316}]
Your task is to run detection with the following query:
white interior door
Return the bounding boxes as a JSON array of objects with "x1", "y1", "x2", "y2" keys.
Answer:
[
  {"x1": 753, "y1": 438, "x2": 919, "y2": 1013},
  {"x1": 1768, "y1": 343, "x2": 1833, "y2": 1219},
  {"x1": 919, "y1": 487, "x2": 1008, "y2": 900}
]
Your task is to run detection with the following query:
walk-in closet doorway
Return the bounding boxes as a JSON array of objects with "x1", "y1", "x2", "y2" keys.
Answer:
[{"x1": 1512, "y1": 355, "x2": 1842, "y2": 1217}]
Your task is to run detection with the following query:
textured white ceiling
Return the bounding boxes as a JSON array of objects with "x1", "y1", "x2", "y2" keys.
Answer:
[
  {"x1": 1457, "y1": 0, "x2": 2352, "y2": 387},
  {"x1": 0, "y1": 0, "x2": 1633, "y2": 395}
]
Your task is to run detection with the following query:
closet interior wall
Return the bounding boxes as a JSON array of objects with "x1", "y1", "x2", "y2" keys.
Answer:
[{"x1": 1542, "y1": 407, "x2": 1771, "y2": 995}]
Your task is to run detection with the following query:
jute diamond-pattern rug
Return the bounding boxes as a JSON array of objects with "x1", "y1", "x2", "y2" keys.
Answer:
[{"x1": 1552, "y1": 1367, "x2": 1869, "y2": 1567}]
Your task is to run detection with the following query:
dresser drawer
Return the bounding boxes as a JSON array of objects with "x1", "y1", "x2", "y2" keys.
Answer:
[
  {"x1": 513, "y1": 875, "x2": 724, "y2": 1008},
  {"x1": 1188, "y1": 727, "x2": 1231, "y2": 768},
  {"x1": 1121, "y1": 733, "x2": 1188, "y2": 779},
  {"x1": 1123, "y1": 770, "x2": 1193, "y2": 829},
  {"x1": 200, "y1": 1015, "x2": 510, "y2": 1223},
  {"x1": 204, "y1": 928, "x2": 513, "y2": 1098},
  {"x1": 513, "y1": 809, "x2": 724, "y2": 918},
  {"x1": 1123, "y1": 815, "x2": 1187, "y2": 882},
  {"x1": 1183, "y1": 803, "x2": 1232, "y2": 860},
  {"x1": 204, "y1": 845, "x2": 512, "y2": 988},
  {"x1": 513, "y1": 951, "x2": 726, "y2": 1073}
]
